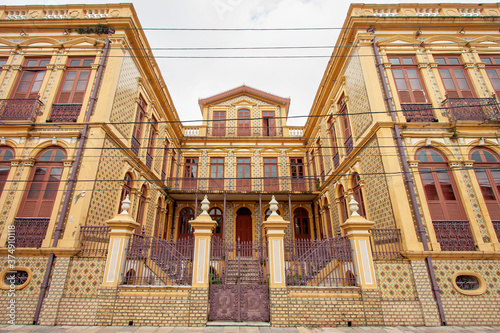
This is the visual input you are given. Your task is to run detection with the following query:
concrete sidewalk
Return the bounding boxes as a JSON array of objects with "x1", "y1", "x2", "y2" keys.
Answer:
[{"x1": 1, "y1": 326, "x2": 500, "y2": 333}]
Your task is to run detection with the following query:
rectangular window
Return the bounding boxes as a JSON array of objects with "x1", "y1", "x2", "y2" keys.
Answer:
[
  {"x1": 0, "y1": 58, "x2": 7, "y2": 67},
  {"x1": 389, "y1": 55, "x2": 428, "y2": 103},
  {"x1": 146, "y1": 116, "x2": 157, "y2": 169},
  {"x1": 316, "y1": 139, "x2": 324, "y2": 181},
  {"x1": 56, "y1": 57, "x2": 93, "y2": 104},
  {"x1": 212, "y1": 111, "x2": 226, "y2": 136},
  {"x1": 328, "y1": 118, "x2": 339, "y2": 168},
  {"x1": 209, "y1": 157, "x2": 224, "y2": 190},
  {"x1": 338, "y1": 96, "x2": 353, "y2": 155},
  {"x1": 183, "y1": 157, "x2": 198, "y2": 190},
  {"x1": 481, "y1": 55, "x2": 500, "y2": 97},
  {"x1": 237, "y1": 109, "x2": 251, "y2": 136},
  {"x1": 262, "y1": 111, "x2": 276, "y2": 136},
  {"x1": 131, "y1": 96, "x2": 147, "y2": 156},
  {"x1": 237, "y1": 157, "x2": 251, "y2": 191},
  {"x1": 435, "y1": 56, "x2": 475, "y2": 98},
  {"x1": 161, "y1": 141, "x2": 170, "y2": 182},
  {"x1": 11, "y1": 58, "x2": 50, "y2": 99},
  {"x1": 290, "y1": 157, "x2": 305, "y2": 191},
  {"x1": 264, "y1": 157, "x2": 278, "y2": 191}
]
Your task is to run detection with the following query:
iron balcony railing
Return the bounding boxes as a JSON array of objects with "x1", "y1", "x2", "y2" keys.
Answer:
[
  {"x1": 79, "y1": 225, "x2": 111, "y2": 257},
  {"x1": 169, "y1": 176, "x2": 315, "y2": 193},
  {"x1": 285, "y1": 237, "x2": 356, "y2": 287},
  {"x1": 401, "y1": 103, "x2": 435, "y2": 122},
  {"x1": 369, "y1": 228, "x2": 403, "y2": 259},
  {"x1": 13, "y1": 217, "x2": 50, "y2": 248},
  {"x1": 433, "y1": 220, "x2": 476, "y2": 251},
  {"x1": 492, "y1": 221, "x2": 500, "y2": 240},
  {"x1": 122, "y1": 234, "x2": 194, "y2": 286},
  {"x1": 0, "y1": 98, "x2": 43, "y2": 122},
  {"x1": 333, "y1": 152, "x2": 340, "y2": 169},
  {"x1": 442, "y1": 97, "x2": 500, "y2": 122},
  {"x1": 49, "y1": 103, "x2": 82, "y2": 122},
  {"x1": 208, "y1": 126, "x2": 284, "y2": 137}
]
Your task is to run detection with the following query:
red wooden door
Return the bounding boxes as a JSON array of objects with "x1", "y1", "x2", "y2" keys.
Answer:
[{"x1": 236, "y1": 214, "x2": 252, "y2": 243}]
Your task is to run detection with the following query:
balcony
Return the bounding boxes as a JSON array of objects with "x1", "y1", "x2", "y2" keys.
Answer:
[
  {"x1": 493, "y1": 221, "x2": 500, "y2": 240},
  {"x1": 401, "y1": 103, "x2": 435, "y2": 122},
  {"x1": 14, "y1": 217, "x2": 50, "y2": 248},
  {"x1": 433, "y1": 220, "x2": 476, "y2": 251},
  {"x1": 442, "y1": 97, "x2": 500, "y2": 122},
  {"x1": 49, "y1": 104, "x2": 82, "y2": 122},
  {"x1": 0, "y1": 98, "x2": 43, "y2": 122},
  {"x1": 291, "y1": 178, "x2": 307, "y2": 192}
]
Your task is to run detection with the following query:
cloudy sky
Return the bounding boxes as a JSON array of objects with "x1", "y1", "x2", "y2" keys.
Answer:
[{"x1": 4, "y1": 0, "x2": 498, "y2": 125}]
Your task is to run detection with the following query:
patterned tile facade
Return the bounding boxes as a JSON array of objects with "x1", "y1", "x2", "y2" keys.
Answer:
[
  {"x1": 85, "y1": 136, "x2": 125, "y2": 226},
  {"x1": 375, "y1": 261, "x2": 418, "y2": 300},
  {"x1": 344, "y1": 50, "x2": 373, "y2": 139},
  {"x1": 359, "y1": 139, "x2": 397, "y2": 229},
  {"x1": 64, "y1": 258, "x2": 106, "y2": 297},
  {"x1": 109, "y1": 51, "x2": 140, "y2": 138}
]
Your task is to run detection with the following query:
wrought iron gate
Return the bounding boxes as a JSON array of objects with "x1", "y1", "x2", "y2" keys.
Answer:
[{"x1": 209, "y1": 237, "x2": 269, "y2": 322}]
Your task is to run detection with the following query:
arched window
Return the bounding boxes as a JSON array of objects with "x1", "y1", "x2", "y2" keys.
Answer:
[
  {"x1": 293, "y1": 208, "x2": 310, "y2": 240},
  {"x1": 178, "y1": 207, "x2": 194, "y2": 239},
  {"x1": 17, "y1": 147, "x2": 65, "y2": 218},
  {"x1": 470, "y1": 148, "x2": 500, "y2": 219},
  {"x1": 416, "y1": 148, "x2": 466, "y2": 221},
  {"x1": 352, "y1": 173, "x2": 366, "y2": 217},
  {"x1": 135, "y1": 184, "x2": 147, "y2": 234},
  {"x1": 338, "y1": 185, "x2": 348, "y2": 222},
  {"x1": 119, "y1": 173, "x2": 133, "y2": 213},
  {"x1": 0, "y1": 146, "x2": 14, "y2": 196},
  {"x1": 209, "y1": 207, "x2": 223, "y2": 237}
]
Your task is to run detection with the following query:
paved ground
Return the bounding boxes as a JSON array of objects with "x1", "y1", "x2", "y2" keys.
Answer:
[{"x1": 1, "y1": 326, "x2": 500, "y2": 333}]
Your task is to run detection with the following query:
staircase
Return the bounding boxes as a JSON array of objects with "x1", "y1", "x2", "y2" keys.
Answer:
[{"x1": 225, "y1": 258, "x2": 262, "y2": 284}]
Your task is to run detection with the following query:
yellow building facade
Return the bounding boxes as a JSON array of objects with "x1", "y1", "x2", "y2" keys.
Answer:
[{"x1": 0, "y1": 2, "x2": 499, "y2": 328}]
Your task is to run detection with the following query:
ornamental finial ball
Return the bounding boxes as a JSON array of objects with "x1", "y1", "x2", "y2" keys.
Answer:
[
  {"x1": 269, "y1": 195, "x2": 279, "y2": 216},
  {"x1": 349, "y1": 196, "x2": 360, "y2": 217},
  {"x1": 200, "y1": 195, "x2": 210, "y2": 215},
  {"x1": 120, "y1": 194, "x2": 131, "y2": 215}
]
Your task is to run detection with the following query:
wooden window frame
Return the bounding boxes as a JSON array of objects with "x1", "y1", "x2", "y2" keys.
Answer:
[
  {"x1": 480, "y1": 54, "x2": 500, "y2": 98},
  {"x1": 290, "y1": 157, "x2": 306, "y2": 191},
  {"x1": 0, "y1": 146, "x2": 14, "y2": 196},
  {"x1": 11, "y1": 58, "x2": 51, "y2": 99},
  {"x1": 262, "y1": 111, "x2": 276, "y2": 137},
  {"x1": 416, "y1": 148, "x2": 467, "y2": 221},
  {"x1": 470, "y1": 147, "x2": 500, "y2": 220},
  {"x1": 209, "y1": 157, "x2": 224, "y2": 190},
  {"x1": 17, "y1": 147, "x2": 65, "y2": 218},
  {"x1": 55, "y1": 57, "x2": 93, "y2": 104},
  {"x1": 293, "y1": 207, "x2": 310, "y2": 239},
  {"x1": 435, "y1": 55, "x2": 476, "y2": 98},
  {"x1": 209, "y1": 207, "x2": 223, "y2": 236},
  {"x1": 212, "y1": 111, "x2": 226, "y2": 136},
  {"x1": 263, "y1": 157, "x2": 278, "y2": 191},
  {"x1": 237, "y1": 109, "x2": 251, "y2": 136},
  {"x1": 389, "y1": 55, "x2": 428, "y2": 104},
  {"x1": 237, "y1": 157, "x2": 251, "y2": 191},
  {"x1": 178, "y1": 207, "x2": 194, "y2": 239},
  {"x1": 352, "y1": 173, "x2": 366, "y2": 217}
]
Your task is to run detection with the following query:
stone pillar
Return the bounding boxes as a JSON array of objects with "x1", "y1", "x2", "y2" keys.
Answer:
[
  {"x1": 189, "y1": 195, "x2": 217, "y2": 326},
  {"x1": 262, "y1": 196, "x2": 290, "y2": 327},
  {"x1": 102, "y1": 195, "x2": 139, "y2": 287},
  {"x1": 341, "y1": 197, "x2": 377, "y2": 289}
]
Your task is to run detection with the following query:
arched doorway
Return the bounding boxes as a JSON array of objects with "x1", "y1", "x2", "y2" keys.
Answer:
[{"x1": 236, "y1": 207, "x2": 252, "y2": 243}]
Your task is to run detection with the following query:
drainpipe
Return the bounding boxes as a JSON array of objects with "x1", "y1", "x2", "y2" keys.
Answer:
[
  {"x1": 33, "y1": 31, "x2": 114, "y2": 325},
  {"x1": 372, "y1": 38, "x2": 446, "y2": 325}
]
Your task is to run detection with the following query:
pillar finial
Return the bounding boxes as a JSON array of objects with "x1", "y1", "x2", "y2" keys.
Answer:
[
  {"x1": 120, "y1": 194, "x2": 131, "y2": 215},
  {"x1": 349, "y1": 196, "x2": 360, "y2": 217},
  {"x1": 269, "y1": 195, "x2": 279, "y2": 216},
  {"x1": 200, "y1": 195, "x2": 210, "y2": 215}
]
